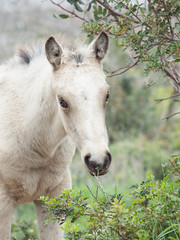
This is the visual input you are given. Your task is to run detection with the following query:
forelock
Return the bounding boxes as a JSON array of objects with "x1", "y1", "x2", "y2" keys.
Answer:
[{"x1": 7, "y1": 34, "x2": 93, "y2": 68}]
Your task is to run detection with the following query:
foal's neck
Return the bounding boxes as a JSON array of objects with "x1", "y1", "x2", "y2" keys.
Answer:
[{"x1": 23, "y1": 59, "x2": 67, "y2": 157}]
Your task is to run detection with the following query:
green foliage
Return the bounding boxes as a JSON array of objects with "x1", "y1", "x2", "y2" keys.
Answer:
[
  {"x1": 11, "y1": 220, "x2": 38, "y2": 240},
  {"x1": 53, "y1": 0, "x2": 180, "y2": 87},
  {"x1": 41, "y1": 155, "x2": 180, "y2": 240},
  {"x1": 59, "y1": 14, "x2": 69, "y2": 19},
  {"x1": 83, "y1": 0, "x2": 180, "y2": 76}
]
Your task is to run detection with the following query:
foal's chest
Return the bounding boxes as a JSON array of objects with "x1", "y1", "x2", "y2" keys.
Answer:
[{"x1": 7, "y1": 165, "x2": 63, "y2": 204}]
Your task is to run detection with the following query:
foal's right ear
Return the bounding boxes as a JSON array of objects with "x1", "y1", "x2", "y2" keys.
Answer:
[
  {"x1": 92, "y1": 31, "x2": 109, "y2": 61},
  {"x1": 45, "y1": 37, "x2": 63, "y2": 71}
]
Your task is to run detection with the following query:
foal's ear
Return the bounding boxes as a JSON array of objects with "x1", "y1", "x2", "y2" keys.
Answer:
[
  {"x1": 45, "y1": 37, "x2": 63, "y2": 70},
  {"x1": 92, "y1": 31, "x2": 109, "y2": 61}
]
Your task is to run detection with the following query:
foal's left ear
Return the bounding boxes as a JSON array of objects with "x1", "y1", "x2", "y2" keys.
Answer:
[
  {"x1": 45, "y1": 37, "x2": 63, "y2": 70},
  {"x1": 93, "y1": 31, "x2": 109, "y2": 61}
]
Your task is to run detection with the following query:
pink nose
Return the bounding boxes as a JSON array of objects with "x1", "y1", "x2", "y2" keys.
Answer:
[{"x1": 84, "y1": 151, "x2": 111, "y2": 176}]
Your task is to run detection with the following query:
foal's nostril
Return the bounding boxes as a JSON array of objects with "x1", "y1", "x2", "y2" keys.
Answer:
[
  {"x1": 103, "y1": 151, "x2": 112, "y2": 168},
  {"x1": 84, "y1": 153, "x2": 91, "y2": 167},
  {"x1": 84, "y1": 153, "x2": 101, "y2": 175}
]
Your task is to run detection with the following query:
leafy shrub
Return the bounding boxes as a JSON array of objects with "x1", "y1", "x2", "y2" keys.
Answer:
[
  {"x1": 51, "y1": 0, "x2": 180, "y2": 92},
  {"x1": 11, "y1": 220, "x2": 38, "y2": 240},
  {"x1": 41, "y1": 155, "x2": 180, "y2": 240}
]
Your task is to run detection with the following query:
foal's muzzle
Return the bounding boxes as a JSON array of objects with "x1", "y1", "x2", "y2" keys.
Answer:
[{"x1": 84, "y1": 151, "x2": 112, "y2": 176}]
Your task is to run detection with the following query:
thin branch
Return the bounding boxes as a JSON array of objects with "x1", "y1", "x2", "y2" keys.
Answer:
[
  {"x1": 94, "y1": 13, "x2": 111, "y2": 24},
  {"x1": 86, "y1": 185, "x2": 102, "y2": 205},
  {"x1": 110, "y1": 65, "x2": 131, "y2": 75},
  {"x1": 161, "y1": 111, "x2": 180, "y2": 120},
  {"x1": 161, "y1": 0, "x2": 174, "y2": 40},
  {"x1": 163, "y1": 68, "x2": 180, "y2": 85},
  {"x1": 50, "y1": 0, "x2": 88, "y2": 22},
  {"x1": 107, "y1": 59, "x2": 139, "y2": 78},
  {"x1": 96, "y1": 0, "x2": 140, "y2": 24},
  {"x1": 93, "y1": 174, "x2": 108, "y2": 199},
  {"x1": 155, "y1": 93, "x2": 180, "y2": 103},
  {"x1": 144, "y1": 78, "x2": 159, "y2": 88},
  {"x1": 120, "y1": 0, "x2": 153, "y2": 30},
  {"x1": 109, "y1": 227, "x2": 128, "y2": 240},
  {"x1": 168, "y1": 80, "x2": 179, "y2": 93}
]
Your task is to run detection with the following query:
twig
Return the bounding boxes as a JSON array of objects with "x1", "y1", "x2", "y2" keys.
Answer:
[
  {"x1": 107, "y1": 59, "x2": 139, "y2": 77},
  {"x1": 169, "y1": 158, "x2": 180, "y2": 174},
  {"x1": 161, "y1": 111, "x2": 180, "y2": 120},
  {"x1": 161, "y1": 0, "x2": 174, "y2": 40},
  {"x1": 144, "y1": 80, "x2": 157, "y2": 88},
  {"x1": 155, "y1": 93, "x2": 180, "y2": 103},
  {"x1": 144, "y1": 74, "x2": 162, "y2": 88},
  {"x1": 93, "y1": 174, "x2": 108, "y2": 199},
  {"x1": 96, "y1": 187, "x2": 99, "y2": 199},
  {"x1": 110, "y1": 66, "x2": 131, "y2": 74},
  {"x1": 109, "y1": 227, "x2": 128, "y2": 240},
  {"x1": 118, "y1": 0, "x2": 153, "y2": 30},
  {"x1": 50, "y1": 0, "x2": 88, "y2": 22},
  {"x1": 96, "y1": 0, "x2": 140, "y2": 24},
  {"x1": 163, "y1": 68, "x2": 180, "y2": 85},
  {"x1": 94, "y1": 13, "x2": 111, "y2": 24},
  {"x1": 86, "y1": 185, "x2": 102, "y2": 205}
]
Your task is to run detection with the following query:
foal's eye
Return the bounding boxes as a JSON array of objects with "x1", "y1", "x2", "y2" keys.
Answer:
[
  {"x1": 105, "y1": 91, "x2": 110, "y2": 103},
  {"x1": 59, "y1": 97, "x2": 68, "y2": 109}
]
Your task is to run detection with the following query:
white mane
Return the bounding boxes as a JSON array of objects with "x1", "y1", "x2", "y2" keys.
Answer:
[{"x1": 3, "y1": 35, "x2": 93, "y2": 72}]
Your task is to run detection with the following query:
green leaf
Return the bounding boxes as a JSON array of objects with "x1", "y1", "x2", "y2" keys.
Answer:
[
  {"x1": 67, "y1": 0, "x2": 74, "y2": 5},
  {"x1": 78, "y1": 0, "x2": 84, "y2": 5},
  {"x1": 87, "y1": 4, "x2": 92, "y2": 12},
  {"x1": 157, "y1": 224, "x2": 179, "y2": 240},
  {"x1": 174, "y1": 59, "x2": 180, "y2": 62},
  {"x1": 75, "y1": 2, "x2": 83, "y2": 12},
  {"x1": 98, "y1": 5, "x2": 103, "y2": 14},
  {"x1": 59, "y1": 14, "x2": 69, "y2": 19},
  {"x1": 87, "y1": 0, "x2": 95, "y2": 11},
  {"x1": 103, "y1": 8, "x2": 107, "y2": 16},
  {"x1": 140, "y1": 7, "x2": 146, "y2": 14}
]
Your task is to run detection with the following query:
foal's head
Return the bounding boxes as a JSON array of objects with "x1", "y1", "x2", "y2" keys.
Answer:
[{"x1": 45, "y1": 32, "x2": 111, "y2": 176}]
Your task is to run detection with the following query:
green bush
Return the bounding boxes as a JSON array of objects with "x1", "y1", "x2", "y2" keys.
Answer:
[
  {"x1": 41, "y1": 155, "x2": 180, "y2": 240},
  {"x1": 11, "y1": 220, "x2": 38, "y2": 240}
]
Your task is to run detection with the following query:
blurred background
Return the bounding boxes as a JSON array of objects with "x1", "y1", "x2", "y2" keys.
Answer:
[{"x1": 0, "y1": 0, "x2": 179, "y2": 238}]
